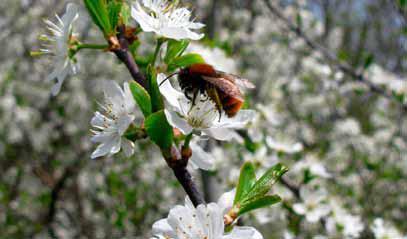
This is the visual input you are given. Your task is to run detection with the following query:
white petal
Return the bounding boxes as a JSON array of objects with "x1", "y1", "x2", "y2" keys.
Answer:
[
  {"x1": 217, "y1": 189, "x2": 236, "y2": 214},
  {"x1": 160, "y1": 26, "x2": 204, "y2": 40},
  {"x1": 103, "y1": 81, "x2": 125, "y2": 106},
  {"x1": 122, "y1": 138, "x2": 135, "y2": 157},
  {"x1": 152, "y1": 219, "x2": 175, "y2": 238},
  {"x1": 292, "y1": 203, "x2": 307, "y2": 215},
  {"x1": 164, "y1": 109, "x2": 192, "y2": 135},
  {"x1": 203, "y1": 128, "x2": 241, "y2": 141},
  {"x1": 91, "y1": 135, "x2": 121, "y2": 159},
  {"x1": 214, "y1": 110, "x2": 256, "y2": 129},
  {"x1": 116, "y1": 115, "x2": 134, "y2": 135},
  {"x1": 311, "y1": 164, "x2": 331, "y2": 178},
  {"x1": 189, "y1": 143, "x2": 215, "y2": 170},
  {"x1": 91, "y1": 131, "x2": 116, "y2": 143},
  {"x1": 131, "y1": 2, "x2": 158, "y2": 33},
  {"x1": 223, "y1": 226, "x2": 264, "y2": 239},
  {"x1": 90, "y1": 111, "x2": 112, "y2": 128},
  {"x1": 157, "y1": 74, "x2": 186, "y2": 112}
]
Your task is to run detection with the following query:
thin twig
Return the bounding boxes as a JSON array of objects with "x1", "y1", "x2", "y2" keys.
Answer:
[
  {"x1": 113, "y1": 26, "x2": 147, "y2": 88},
  {"x1": 263, "y1": 0, "x2": 407, "y2": 112},
  {"x1": 45, "y1": 166, "x2": 75, "y2": 225},
  {"x1": 164, "y1": 146, "x2": 205, "y2": 207}
]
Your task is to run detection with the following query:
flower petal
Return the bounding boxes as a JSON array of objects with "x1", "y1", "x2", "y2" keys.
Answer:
[
  {"x1": 164, "y1": 109, "x2": 193, "y2": 135},
  {"x1": 122, "y1": 138, "x2": 135, "y2": 157},
  {"x1": 189, "y1": 142, "x2": 215, "y2": 170},
  {"x1": 214, "y1": 110, "x2": 256, "y2": 128},
  {"x1": 203, "y1": 128, "x2": 242, "y2": 142},
  {"x1": 223, "y1": 226, "x2": 264, "y2": 239}
]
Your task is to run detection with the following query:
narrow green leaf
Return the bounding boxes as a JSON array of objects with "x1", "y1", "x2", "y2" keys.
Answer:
[
  {"x1": 234, "y1": 162, "x2": 257, "y2": 205},
  {"x1": 244, "y1": 163, "x2": 288, "y2": 201},
  {"x1": 167, "y1": 53, "x2": 205, "y2": 72},
  {"x1": 238, "y1": 195, "x2": 281, "y2": 216},
  {"x1": 120, "y1": 3, "x2": 131, "y2": 25},
  {"x1": 144, "y1": 110, "x2": 174, "y2": 150},
  {"x1": 147, "y1": 66, "x2": 164, "y2": 112},
  {"x1": 129, "y1": 81, "x2": 152, "y2": 117},
  {"x1": 164, "y1": 39, "x2": 190, "y2": 64},
  {"x1": 83, "y1": 0, "x2": 113, "y2": 35},
  {"x1": 107, "y1": 1, "x2": 122, "y2": 31}
]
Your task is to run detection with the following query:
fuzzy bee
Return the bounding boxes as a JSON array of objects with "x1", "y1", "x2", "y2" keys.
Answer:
[{"x1": 175, "y1": 63, "x2": 255, "y2": 118}]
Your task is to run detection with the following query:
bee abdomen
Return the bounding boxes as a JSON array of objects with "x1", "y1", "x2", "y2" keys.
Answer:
[{"x1": 222, "y1": 96, "x2": 244, "y2": 117}]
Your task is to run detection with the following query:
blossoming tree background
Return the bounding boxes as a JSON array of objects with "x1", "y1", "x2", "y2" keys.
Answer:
[{"x1": 0, "y1": 0, "x2": 406, "y2": 238}]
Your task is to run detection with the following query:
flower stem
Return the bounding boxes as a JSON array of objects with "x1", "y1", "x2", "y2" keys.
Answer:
[
  {"x1": 77, "y1": 43, "x2": 108, "y2": 51},
  {"x1": 152, "y1": 38, "x2": 165, "y2": 66},
  {"x1": 183, "y1": 133, "x2": 193, "y2": 149}
]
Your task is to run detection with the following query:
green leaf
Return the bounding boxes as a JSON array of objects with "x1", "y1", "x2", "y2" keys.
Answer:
[
  {"x1": 83, "y1": 0, "x2": 113, "y2": 36},
  {"x1": 107, "y1": 1, "x2": 122, "y2": 31},
  {"x1": 164, "y1": 39, "x2": 190, "y2": 64},
  {"x1": 120, "y1": 3, "x2": 131, "y2": 25},
  {"x1": 244, "y1": 163, "x2": 288, "y2": 201},
  {"x1": 239, "y1": 195, "x2": 281, "y2": 216},
  {"x1": 129, "y1": 81, "x2": 152, "y2": 117},
  {"x1": 144, "y1": 110, "x2": 174, "y2": 150},
  {"x1": 167, "y1": 53, "x2": 205, "y2": 72},
  {"x1": 234, "y1": 162, "x2": 256, "y2": 205},
  {"x1": 147, "y1": 66, "x2": 164, "y2": 112}
]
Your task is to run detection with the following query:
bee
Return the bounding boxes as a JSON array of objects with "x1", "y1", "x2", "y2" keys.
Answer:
[{"x1": 176, "y1": 63, "x2": 255, "y2": 118}]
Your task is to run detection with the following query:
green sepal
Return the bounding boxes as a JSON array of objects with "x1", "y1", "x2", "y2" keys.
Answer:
[
  {"x1": 147, "y1": 66, "x2": 164, "y2": 112},
  {"x1": 144, "y1": 110, "x2": 174, "y2": 150},
  {"x1": 238, "y1": 195, "x2": 281, "y2": 216},
  {"x1": 164, "y1": 39, "x2": 190, "y2": 64},
  {"x1": 234, "y1": 162, "x2": 256, "y2": 205},
  {"x1": 129, "y1": 81, "x2": 152, "y2": 117},
  {"x1": 167, "y1": 53, "x2": 205, "y2": 72}
]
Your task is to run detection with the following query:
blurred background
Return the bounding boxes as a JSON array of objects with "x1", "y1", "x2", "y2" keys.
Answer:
[{"x1": 0, "y1": 0, "x2": 406, "y2": 238}]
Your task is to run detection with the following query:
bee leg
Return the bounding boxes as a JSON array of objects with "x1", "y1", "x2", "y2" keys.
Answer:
[
  {"x1": 218, "y1": 109, "x2": 222, "y2": 122},
  {"x1": 192, "y1": 89, "x2": 199, "y2": 106},
  {"x1": 185, "y1": 91, "x2": 192, "y2": 101}
]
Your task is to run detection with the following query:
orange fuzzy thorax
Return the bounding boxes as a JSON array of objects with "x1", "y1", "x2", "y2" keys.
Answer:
[{"x1": 188, "y1": 63, "x2": 216, "y2": 76}]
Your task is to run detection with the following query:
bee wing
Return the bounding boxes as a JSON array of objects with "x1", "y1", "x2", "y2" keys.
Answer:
[
  {"x1": 215, "y1": 71, "x2": 256, "y2": 89},
  {"x1": 201, "y1": 76, "x2": 244, "y2": 101}
]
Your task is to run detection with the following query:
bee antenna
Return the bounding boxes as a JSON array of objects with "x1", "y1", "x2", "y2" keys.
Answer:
[{"x1": 159, "y1": 72, "x2": 179, "y2": 87}]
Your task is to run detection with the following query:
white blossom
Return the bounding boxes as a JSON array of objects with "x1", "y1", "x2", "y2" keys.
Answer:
[
  {"x1": 131, "y1": 0, "x2": 205, "y2": 40},
  {"x1": 326, "y1": 200, "x2": 364, "y2": 238},
  {"x1": 370, "y1": 218, "x2": 406, "y2": 239},
  {"x1": 151, "y1": 192, "x2": 263, "y2": 239},
  {"x1": 292, "y1": 187, "x2": 331, "y2": 223},
  {"x1": 90, "y1": 81, "x2": 137, "y2": 159},
  {"x1": 36, "y1": 3, "x2": 79, "y2": 95},
  {"x1": 266, "y1": 136, "x2": 303, "y2": 154},
  {"x1": 292, "y1": 155, "x2": 331, "y2": 178},
  {"x1": 158, "y1": 73, "x2": 256, "y2": 142}
]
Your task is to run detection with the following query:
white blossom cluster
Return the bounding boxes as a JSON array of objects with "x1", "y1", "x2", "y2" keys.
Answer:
[{"x1": 0, "y1": 0, "x2": 406, "y2": 238}]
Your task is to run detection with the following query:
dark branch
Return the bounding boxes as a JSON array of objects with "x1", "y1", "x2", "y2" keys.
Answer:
[
  {"x1": 112, "y1": 26, "x2": 147, "y2": 88},
  {"x1": 263, "y1": 0, "x2": 407, "y2": 112},
  {"x1": 164, "y1": 146, "x2": 205, "y2": 207},
  {"x1": 45, "y1": 166, "x2": 75, "y2": 225}
]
